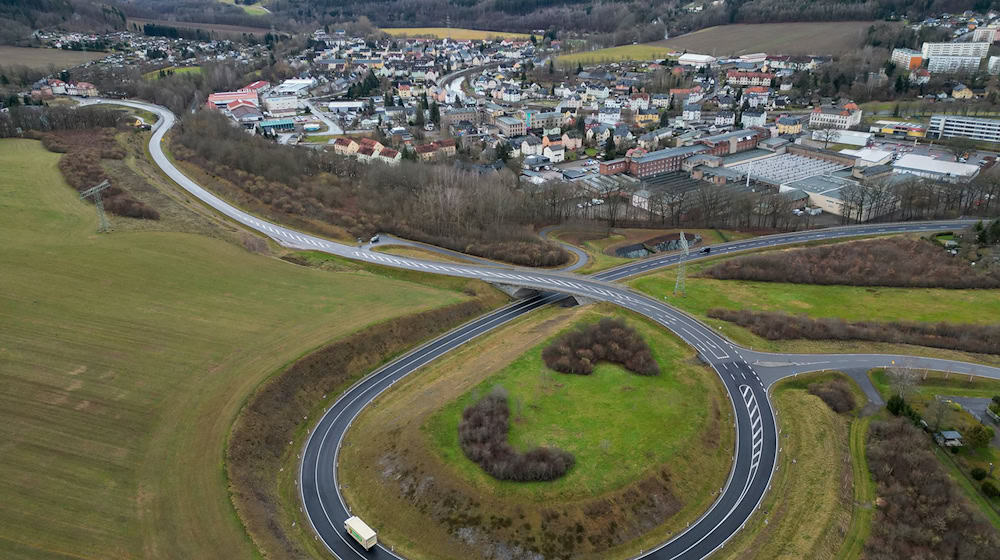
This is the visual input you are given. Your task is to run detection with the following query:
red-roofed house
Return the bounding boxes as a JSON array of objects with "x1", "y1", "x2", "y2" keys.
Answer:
[
  {"x1": 375, "y1": 148, "x2": 401, "y2": 165},
  {"x1": 332, "y1": 137, "x2": 360, "y2": 155},
  {"x1": 414, "y1": 143, "x2": 437, "y2": 161}
]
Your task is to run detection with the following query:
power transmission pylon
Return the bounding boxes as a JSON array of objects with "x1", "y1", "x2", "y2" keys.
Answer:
[
  {"x1": 80, "y1": 180, "x2": 112, "y2": 233},
  {"x1": 673, "y1": 231, "x2": 688, "y2": 297}
]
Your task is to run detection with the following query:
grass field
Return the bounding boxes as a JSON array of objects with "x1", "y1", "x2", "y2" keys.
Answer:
[
  {"x1": 0, "y1": 138, "x2": 469, "y2": 559},
  {"x1": 0, "y1": 46, "x2": 107, "y2": 70},
  {"x1": 426, "y1": 308, "x2": 723, "y2": 498},
  {"x1": 714, "y1": 372, "x2": 865, "y2": 559},
  {"x1": 557, "y1": 44, "x2": 672, "y2": 66},
  {"x1": 381, "y1": 27, "x2": 529, "y2": 40},
  {"x1": 218, "y1": 0, "x2": 269, "y2": 15},
  {"x1": 142, "y1": 66, "x2": 202, "y2": 80},
  {"x1": 656, "y1": 21, "x2": 876, "y2": 56},
  {"x1": 628, "y1": 247, "x2": 1000, "y2": 364},
  {"x1": 340, "y1": 304, "x2": 733, "y2": 560}
]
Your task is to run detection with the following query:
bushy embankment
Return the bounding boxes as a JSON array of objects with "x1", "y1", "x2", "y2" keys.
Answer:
[
  {"x1": 701, "y1": 237, "x2": 1000, "y2": 289},
  {"x1": 542, "y1": 318, "x2": 659, "y2": 375},
  {"x1": 458, "y1": 387, "x2": 575, "y2": 482},
  {"x1": 172, "y1": 110, "x2": 569, "y2": 267},
  {"x1": 707, "y1": 308, "x2": 1000, "y2": 355},
  {"x1": 227, "y1": 296, "x2": 500, "y2": 559},
  {"x1": 866, "y1": 419, "x2": 1000, "y2": 557}
]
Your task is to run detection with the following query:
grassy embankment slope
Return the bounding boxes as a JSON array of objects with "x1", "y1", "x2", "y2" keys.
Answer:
[
  {"x1": 0, "y1": 138, "x2": 470, "y2": 559},
  {"x1": 713, "y1": 372, "x2": 873, "y2": 559},
  {"x1": 0, "y1": 46, "x2": 107, "y2": 69},
  {"x1": 381, "y1": 27, "x2": 529, "y2": 40},
  {"x1": 629, "y1": 246, "x2": 1000, "y2": 366},
  {"x1": 656, "y1": 21, "x2": 874, "y2": 56},
  {"x1": 340, "y1": 304, "x2": 733, "y2": 560}
]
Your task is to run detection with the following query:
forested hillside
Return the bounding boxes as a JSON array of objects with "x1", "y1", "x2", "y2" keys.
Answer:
[{"x1": 0, "y1": 0, "x2": 125, "y2": 45}]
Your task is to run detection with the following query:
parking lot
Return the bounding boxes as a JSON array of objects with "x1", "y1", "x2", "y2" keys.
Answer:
[{"x1": 871, "y1": 138, "x2": 998, "y2": 166}]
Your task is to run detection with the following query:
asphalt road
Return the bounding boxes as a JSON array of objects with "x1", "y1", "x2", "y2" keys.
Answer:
[{"x1": 88, "y1": 98, "x2": 1000, "y2": 560}]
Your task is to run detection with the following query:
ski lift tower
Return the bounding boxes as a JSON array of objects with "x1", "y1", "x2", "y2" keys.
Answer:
[
  {"x1": 673, "y1": 231, "x2": 689, "y2": 297},
  {"x1": 80, "y1": 180, "x2": 112, "y2": 233}
]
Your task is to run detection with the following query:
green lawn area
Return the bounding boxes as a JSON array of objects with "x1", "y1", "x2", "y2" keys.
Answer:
[
  {"x1": 424, "y1": 308, "x2": 724, "y2": 499},
  {"x1": 143, "y1": 66, "x2": 203, "y2": 80},
  {"x1": 218, "y1": 0, "x2": 269, "y2": 15},
  {"x1": 628, "y1": 252, "x2": 1000, "y2": 360},
  {"x1": 0, "y1": 138, "x2": 468, "y2": 559},
  {"x1": 557, "y1": 44, "x2": 671, "y2": 66},
  {"x1": 715, "y1": 371, "x2": 865, "y2": 559}
]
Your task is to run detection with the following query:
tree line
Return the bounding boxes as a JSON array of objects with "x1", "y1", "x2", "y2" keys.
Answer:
[
  {"x1": 707, "y1": 308, "x2": 1000, "y2": 355},
  {"x1": 701, "y1": 237, "x2": 1000, "y2": 289}
]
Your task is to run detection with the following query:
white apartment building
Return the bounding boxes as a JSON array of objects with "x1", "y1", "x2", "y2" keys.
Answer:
[
  {"x1": 929, "y1": 114, "x2": 1000, "y2": 143},
  {"x1": 890, "y1": 48, "x2": 922, "y2": 69},
  {"x1": 973, "y1": 27, "x2": 998, "y2": 43},
  {"x1": 809, "y1": 103, "x2": 863, "y2": 129},
  {"x1": 927, "y1": 55, "x2": 983, "y2": 73},
  {"x1": 921, "y1": 41, "x2": 990, "y2": 58},
  {"x1": 990, "y1": 55, "x2": 1000, "y2": 75}
]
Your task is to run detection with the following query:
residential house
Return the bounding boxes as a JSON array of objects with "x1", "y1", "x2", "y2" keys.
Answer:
[
  {"x1": 634, "y1": 108, "x2": 659, "y2": 128},
  {"x1": 587, "y1": 123, "x2": 613, "y2": 144},
  {"x1": 809, "y1": 102, "x2": 862, "y2": 129},
  {"x1": 682, "y1": 103, "x2": 702, "y2": 122},
  {"x1": 741, "y1": 108, "x2": 767, "y2": 128},
  {"x1": 562, "y1": 130, "x2": 583, "y2": 151},
  {"x1": 715, "y1": 111, "x2": 736, "y2": 126},
  {"x1": 953, "y1": 83, "x2": 974, "y2": 98},
  {"x1": 776, "y1": 115, "x2": 803, "y2": 134},
  {"x1": 332, "y1": 137, "x2": 360, "y2": 155},
  {"x1": 520, "y1": 135, "x2": 543, "y2": 156},
  {"x1": 543, "y1": 144, "x2": 565, "y2": 163},
  {"x1": 727, "y1": 70, "x2": 775, "y2": 87}
]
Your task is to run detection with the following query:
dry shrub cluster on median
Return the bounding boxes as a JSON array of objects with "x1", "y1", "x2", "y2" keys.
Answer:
[
  {"x1": 807, "y1": 379, "x2": 856, "y2": 413},
  {"x1": 227, "y1": 297, "x2": 496, "y2": 559},
  {"x1": 458, "y1": 387, "x2": 576, "y2": 482},
  {"x1": 541, "y1": 318, "x2": 660, "y2": 376},
  {"x1": 865, "y1": 419, "x2": 1000, "y2": 557},
  {"x1": 701, "y1": 237, "x2": 1000, "y2": 289},
  {"x1": 707, "y1": 308, "x2": 1000, "y2": 356}
]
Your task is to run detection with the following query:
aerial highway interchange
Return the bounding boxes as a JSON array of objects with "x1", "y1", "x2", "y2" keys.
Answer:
[{"x1": 91, "y1": 98, "x2": 1000, "y2": 560}]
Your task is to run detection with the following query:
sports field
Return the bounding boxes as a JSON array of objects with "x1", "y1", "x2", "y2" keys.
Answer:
[
  {"x1": 142, "y1": 66, "x2": 203, "y2": 80},
  {"x1": 0, "y1": 138, "x2": 468, "y2": 559},
  {"x1": 381, "y1": 27, "x2": 529, "y2": 40},
  {"x1": 657, "y1": 21, "x2": 875, "y2": 56},
  {"x1": 0, "y1": 46, "x2": 107, "y2": 70},
  {"x1": 557, "y1": 44, "x2": 672, "y2": 66}
]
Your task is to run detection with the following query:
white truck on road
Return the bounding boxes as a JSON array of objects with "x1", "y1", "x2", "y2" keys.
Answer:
[{"x1": 345, "y1": 516, "x2": 377, "y2": 550}]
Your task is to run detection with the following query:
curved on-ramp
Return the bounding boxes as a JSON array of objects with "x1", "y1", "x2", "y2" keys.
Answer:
[{"x1": 88, "y1": 98, "x2": 1000, "y2": 560}]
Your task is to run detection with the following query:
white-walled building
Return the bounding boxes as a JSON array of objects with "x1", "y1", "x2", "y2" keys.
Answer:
[
  {"x1": 677, "y1": 53, "x2": 716, "y2": 69},
  {"x1": 262, "y1": 95, "x2": 300, "y2": 117},
  {"x1": 921, "y1": 41, "x2": 990, "y2": 58},
  {"x1": 927, "y1": 55, "x2": 983, "y2": 73}
]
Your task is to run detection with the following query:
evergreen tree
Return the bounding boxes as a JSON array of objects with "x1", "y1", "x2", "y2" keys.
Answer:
[
  {"x1": 605, "y1": 135, "x2": 616, "y2": 159},
  {"x1": 576, "y1": 62, "x2": 583, "y2": 74},
  {"x1": 430, "y1": 102, "x2": 440, "y2": 124}
]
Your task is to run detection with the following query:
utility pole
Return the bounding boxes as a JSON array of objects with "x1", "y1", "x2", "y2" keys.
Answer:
[
  {"x1": 80, "y1": 180, "x2": 112, "y2": 233},
  {"x1": 674, "y1": 231, "x2": 688, "y2": 297}
]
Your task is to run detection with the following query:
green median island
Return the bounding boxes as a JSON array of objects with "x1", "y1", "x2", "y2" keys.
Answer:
[{"x1": 338, "y1": 304, "x2": 734, "y2": 560}]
